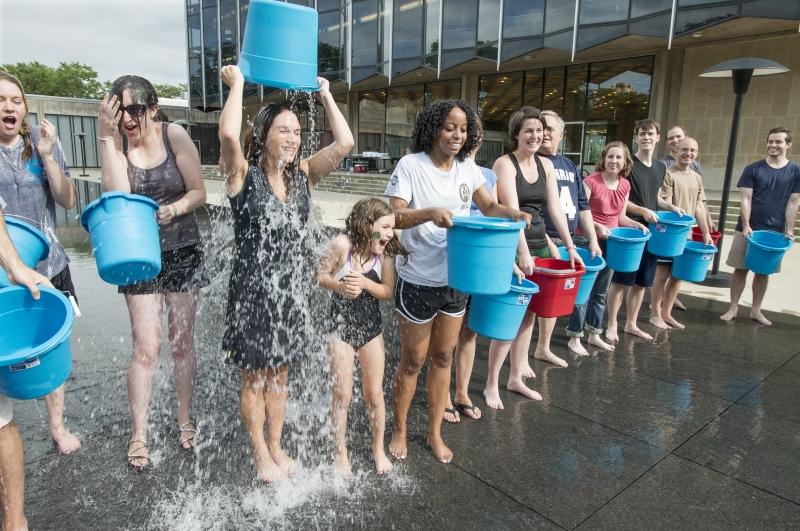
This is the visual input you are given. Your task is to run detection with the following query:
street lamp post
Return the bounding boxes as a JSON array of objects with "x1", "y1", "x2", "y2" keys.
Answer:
[
  {"x1": 699, "y1": 58, "x2": 789, "y2": 277},
  {"x1": 72, "y1": 131, "x2": 89, "y2": 177}
]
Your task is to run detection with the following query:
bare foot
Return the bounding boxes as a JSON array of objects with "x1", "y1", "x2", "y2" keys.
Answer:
[
  {"x1": 269, "y1": 445, "x2": 296, "y2": 477},
  {"x1": 388, "y1": 431, "x2": 408, "y2": 460},
  {"x1": 373, "y1": 449, "x2": 393, "y2": 475},
  {"x1": 52, "y1": 427, "x2": 81, "y2": 455},
  {"x1": 604, "y1": 328, "x2": 620, "y2": 344},
  {"x1": 624, "y1": 324, "x2": 653, "y2": 340},
  {"x1": 334, "y1": 450, "x2": 353, "y2": 479},
  {"x1": 254, "y1": 447, "x2": 284, "y2": 483},
  {"x1": 674, "y1": 298, "x2": 687, "y2": 311},
  {"x1": 662, "y1": 315, "x2": 685, "y2": 330},
  {"x1": 750, "y1": 311, "x2": 772, "y2": 326},
  {"x1": 648, "y1": 316, "x2": 671, "y2": 330},
  {"x1": 588, "y1": 334, "x2": 615, "y2": 351},
  {"x1": 427, "y1": 436, "x2": 453, "y2": 464},
  {"x1": 720, "y1": 307, "x2": 738, "y2": 321},
  {"x1": 483, "y1": 386, "x2": 504, "y2": 410},
  {"x1": 520, "y1": 364, "x2": 536, "y2": 379},
  {"x1": 534, "y1": 349, "x2": 568, "y2": 368},
  {"x1": 567, "y1": 337, "x2": 590, "y2": 357},
  {"x1": 443, "y1": 404, "x2": 460, "y2": 424},
  {"x1": 506, "y1": 379, "x2": 542, "y2": 401}
]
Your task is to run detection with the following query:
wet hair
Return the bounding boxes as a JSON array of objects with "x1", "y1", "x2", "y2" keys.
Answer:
[
  {"x1": 244, "y1": 102, "x2": 302, "y2": 198},
  {"x1": 508, "y1": 106, "x2": 543, "y2": 151},
  {"x1": 344, "y1": 198, "x2": 407, "y2": 259},
  {"x1": 0, "y1": 71, "x2": 33, "y2": 162},
  {"x1": 109, "y1": 75, "x2": 163, "y2": 133},
  {"x1": 635, "y1": 119, "x2": 661, "y2": 135},
  {"x1": 410, "y1": 100, "x2": 480, "y2": 162},
  {"x1": 595, "y1": 140, "x2": 634, "y2": 177},
  {"x1": 768, "y1": 126, "x2": 792, "y2": 144}
]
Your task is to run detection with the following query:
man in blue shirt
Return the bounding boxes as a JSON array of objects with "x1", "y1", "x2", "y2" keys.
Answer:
[
  {"x1": 721, "y1": 127, "x2": 800, "y2": 325},
  {"x1": 538, "y1": 110, "x2": 600, "y2": 360}
]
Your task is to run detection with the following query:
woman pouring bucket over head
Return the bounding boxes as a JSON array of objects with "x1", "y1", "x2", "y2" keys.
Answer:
[{"x1": 98, "y1": 76, "x2": 207, "y2": 471}]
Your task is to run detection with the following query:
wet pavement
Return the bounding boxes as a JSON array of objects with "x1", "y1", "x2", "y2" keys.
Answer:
[{"x1": 11, "y1": 224, "x2": 800, "y2": 530}]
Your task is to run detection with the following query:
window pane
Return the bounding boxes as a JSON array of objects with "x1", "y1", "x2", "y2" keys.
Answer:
[
  {"x1": 425, "y1": 0, "x2": 441, "y2": 67},
  {"x1": 386, "y1": 85, "x2": 424, "y2": 159},
  {"x1": 674, "y1": 5, "x2": 737, "y2": 35},
  {"x1": 478, "y1": 72, "x2": 522, "y2": 132},
  {"x1": 358, "y1": 90, "x2": 386, "y2": 153},
  {"x1": 318, "y1": 0, "x2": 341, "y2": 10},
  {"x1": 478, "y1": 0, "x2": 500, "y2": 44},
  {"x1": 394, "y1": 0, "x2": 423, "y2": 59},
  {"x1": 630, "y1": 0, "x2": 671, "y2": 18},
  {"x1": 503, "y1": 0, "x2": 544, "y2": 39},
  {"x1": 220, "y1": 0, "x2": 237, "y2": 65},
  {"x1": 563, "y1": 63, "x2": 588, "y2": 120},
  {"x1": 203, "y1": 0, "x2": 219, "y2": 106},
  {"x1": 546, "y1": 0, "x2": 575, "y2": 33},
  {"x1": 523, "y1": 70, "x2": 544, "y2": 109},
  {"x1": 543, "y1": 66, "x2": 565, "y2": 114},
  {"x1": 319, "y1": 9, "x2": 343, "y2": 75},
  {"x1": 442, "y1": 0, "x2": 477, "y2": 49},
  {"x1": 353, "y1": 0, "x2": 380, "y2": 67},
  {"x1": 580, "y1": 0, "x2": 630, "y2": 25},
  {"x1": 425, "y1": 78, "x2": 461, "y2": 105}
]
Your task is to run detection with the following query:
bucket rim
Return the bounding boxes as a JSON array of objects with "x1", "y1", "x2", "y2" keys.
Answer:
[
  {"x1": 609, "y1": 227, "x2": 652, "y2": 242},
  {"x1": 3, "y1": 216, "x2": 50, "y2": 258},
  {"x1": 682, "y1": 241, "x2": 718, "y2": 254},
  {"x1": 556, "y1": 246, "x2": 605, "y2": 271},
  {"x1": 508, "y1": 278, "x2": 540, "y2": 295},
  {"x1": 746, "y1": 230, "x2": 793, "y2": 252},
  {"x1": 527, "y1": 258, "x2": 586, "y2": 277},
  {"x1": 653, "y1": 210, "x2": 695, "y2": 226},
  {"x1": 451, "y1": 216, "x2": 526, "y2": 231},
  {"x1": 0, "y1": 286, "x2": 74, "y2": 366},
  {"x1": 80, "y1": 192, "x2": 159, "y2": 229}
]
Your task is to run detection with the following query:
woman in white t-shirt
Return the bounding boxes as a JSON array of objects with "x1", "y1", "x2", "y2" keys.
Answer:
[{"x1": 384, "y1": 100, "x2": 530, "y2": 464}]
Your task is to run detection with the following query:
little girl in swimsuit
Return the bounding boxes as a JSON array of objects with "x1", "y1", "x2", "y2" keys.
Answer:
[{"x1": 317, "y1": 198, "x2": 407, "y2": 477}]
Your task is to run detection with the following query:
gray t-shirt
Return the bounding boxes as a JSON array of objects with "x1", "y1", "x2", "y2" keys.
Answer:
[
  {"x1": 0, "y1": 129, "x2": 71, "y2": 277},
  {"x1": 660, "y1": 153, "x2": 702, "y2": 175}
]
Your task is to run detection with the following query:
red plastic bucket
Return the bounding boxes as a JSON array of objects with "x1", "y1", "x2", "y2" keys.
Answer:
[
  {"x1": 691, "y1": 226, "x2": 721, "y2": 247},
  {"x1": 526, "y1": 258, "x2": 585, "y2": 318}
]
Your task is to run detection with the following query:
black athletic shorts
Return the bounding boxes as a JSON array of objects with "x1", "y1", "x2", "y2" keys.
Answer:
[
  {"x1": 119, "y1": 244, "x2": 207, "y2": 295},
  {"x1": 393, "y1": 277, "x2": 468, "y2": 324},
  {"x1": 50, "y1": 265, "x2": 78, "y2": 304},
  {"x1": 611, "y1": 246, "x2": 659, "y2": 288}
]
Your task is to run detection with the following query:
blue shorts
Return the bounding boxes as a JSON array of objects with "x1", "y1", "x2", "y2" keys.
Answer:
[{"x1": 612, "y1": 246, "x2": 659, "y2": 288}]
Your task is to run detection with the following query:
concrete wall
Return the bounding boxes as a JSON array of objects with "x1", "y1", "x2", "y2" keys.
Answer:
[{"x1": 664, "y1": 33, "x2": 800, "y2": 193}]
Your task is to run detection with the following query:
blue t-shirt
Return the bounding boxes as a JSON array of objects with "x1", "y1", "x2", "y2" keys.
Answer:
[
  {"x1": 541, "y1": 154, "x2": 589, "y2": 236},
  {"x1": 735, "y1": 159, "x2": 800, "y2": 233},
  {"x1": 469, "y1": 166, "x2": 498, "y2": 216}
]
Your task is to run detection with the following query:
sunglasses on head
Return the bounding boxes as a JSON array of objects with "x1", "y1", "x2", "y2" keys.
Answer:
[{"x1": 121, "y1": 104, "x2": 147, "y2": 117}]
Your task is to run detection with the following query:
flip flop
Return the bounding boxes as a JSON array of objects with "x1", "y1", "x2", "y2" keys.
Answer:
[
  {"x1": 127, "y1": 440, "x2": 151, "y2": 472},
  {"x1": 453, "y1": 402, "x2": 482, "y2": 420},
  {"x1": 443, "y1": 407, "x2": 460, "y2": 423},
  {"x1": 178, "y1": 421, "x2": 197, "y2": 451}
]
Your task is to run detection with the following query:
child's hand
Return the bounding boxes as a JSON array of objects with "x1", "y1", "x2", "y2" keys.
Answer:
[{"x1": 341, "y1": 272, "x2": 366, "y2": 299}]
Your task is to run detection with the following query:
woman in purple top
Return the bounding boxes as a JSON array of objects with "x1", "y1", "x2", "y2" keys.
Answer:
[{"x1": 98, "y1": 76, "x2": 207, "y2": 471}]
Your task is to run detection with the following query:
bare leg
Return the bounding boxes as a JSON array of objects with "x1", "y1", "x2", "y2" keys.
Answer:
[
  {"x1": 624, "y1": 286, "x2": 653, "y2": 340},
  {"x1": 750, "y1": 274, "x2": 772, "y2": 325},
  {"x1": 358, "y1": 335, "x2": 392, "y2": 475},
  {"x1": 605, "y1": 283, "x2": 624, "y2": 343},
  {"x1": 0, "y1": 422, "x2": 27, "y2": 531},
  {"x1": 661, "y1": 276, "x2": 685, "y2": 329},
  {"x1": 721, "y1": 268, "x2": 748, "y2": 321},
  {"x1": 425, "y1": 314, "x2": 461, "y2": 464},
  {"x1": 241, "y1": 370, "x2": 282, "y2": 482},
  {"x1": 124, "y1": 293, "x2": 163, "y2": 469},
  {"x1": 44, "y1": 385, "x2": 80, "y2": 454},
  {"x1": 484, "y1": 338, "x2": 511, "y2": 410},
  {"x1": 506, "y1": 312, "x2": 541, "y2": 401},
  {"x1": 453, "y1": 322, "x2": 481, "y2": 419},
  {"x1": 166, "y1": 291, "x2": 198, "y2": 448},
  {"x1": 329, "y1": 337, "x2": 355, "y2": 477},
  {"x1": 649, "y1": 265, "x2": 672, "y2": 329},
  {"x1": 389, "y1": 317, "x2": 432, "y2": 460},
  {"x1": 534, "y1": 316, "x2": 567, "y2": 368},
  {"x1": 264, "y1": 365, "x2": 294, "y2": 475}
]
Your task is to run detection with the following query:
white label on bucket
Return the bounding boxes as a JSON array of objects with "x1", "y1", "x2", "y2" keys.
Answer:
[
  {"x1": 9, "y1": 357, "x2": 40, "y2": 372},
  {"x1": 702, "y1": 254, "x2": 712, "y2": 261},
  {"x1": 656, "y1": 224, "x2": 666, "y2": 233},
  {"x1": 517, "y1": 294, "x2": 529, "y2": 305},
  {"x1": 565, "y1": 278, "x2": 576, "y2": 289}
]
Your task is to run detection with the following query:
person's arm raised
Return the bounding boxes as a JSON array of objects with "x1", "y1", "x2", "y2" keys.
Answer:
[
  {"x1": 36, "y1": 119, "x2": 75, "y2": 209},
  {"x1": 219, "y1": 65, "x2": 249, "y2": 197},
  {"x1": 97, "y1": 93, "x2": 130, "y2": 193},
  {"x1": 301, "y1": 78, "x2": 354, "y2": 187}
]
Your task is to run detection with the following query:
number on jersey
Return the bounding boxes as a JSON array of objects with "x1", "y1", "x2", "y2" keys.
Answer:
[{"x1": 559, "y1": 185, "x2": 577, "y2": 220}]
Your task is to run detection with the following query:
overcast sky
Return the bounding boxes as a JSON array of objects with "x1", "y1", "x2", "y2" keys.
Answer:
[{"x1": 1, "y1": 0, "x2": 188, "y2": 86}]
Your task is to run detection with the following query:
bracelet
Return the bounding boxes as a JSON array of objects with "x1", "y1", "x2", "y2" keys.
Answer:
[
  {"x1": 566, "y1": 245, "x2": 576, "y2": 251},
  {"x1": 171, "y1": 205, "x2": 178, "y2": 217}
]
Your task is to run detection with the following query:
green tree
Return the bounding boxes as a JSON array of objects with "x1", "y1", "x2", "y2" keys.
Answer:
[
  {"x1": 152, "y1": 83, "x2": 187, "y2": 99},
  {"x1": 2, "y1": 61, "x2": 104, "y2": 99}
]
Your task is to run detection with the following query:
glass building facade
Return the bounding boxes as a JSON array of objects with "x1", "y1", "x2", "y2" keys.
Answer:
[{"x1": 187, "y1": 0, "x2": 800, "y2": 171}]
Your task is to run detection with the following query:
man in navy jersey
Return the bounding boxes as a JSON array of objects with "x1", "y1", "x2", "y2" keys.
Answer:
[
  {"x1": 537, "y1": 110, "x2": 600, "y2": 361},
  {"x1": 721, "y1": 127, "x2": 800, "y2": 326}
]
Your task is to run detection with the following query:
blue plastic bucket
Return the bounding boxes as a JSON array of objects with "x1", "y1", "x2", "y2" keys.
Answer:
[
  {"x1": 447, "y1": 217, "x2": 526, "y2": 295},
  {"x1": 672, "y1": 241, "x2": 717, "y2": 282},
  {"x1": 239, "y1": 0, "x2": 319, "y2": 90},
  {"x1": 647, "y1": 211, "x2": 695, "y2": 257},
  {"x1": 468, "y1": 278, "x2": 539, "y2": 340},
  {"x1": 606, "y1": 227, "x2": 652, "y2": 272},
  {"x1": 557, "y1": 246, "x2": 606, "y2": 305},
  {"x1": 0, "y1": 216, "x2": 50, "y2": 287},
  {"x1": 80, "y1": 192, "x2": 161, "y2": 286},
  {"x1": 0, "y1": 286, "x2": 73, "y2": 400},
  {"x1": 745, "y1": 230, "x2": 793, "y2": 275}
]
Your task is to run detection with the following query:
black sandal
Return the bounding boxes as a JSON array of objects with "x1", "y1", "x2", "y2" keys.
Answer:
[{"x1": 453, "y1": 402, "x2": 482, "y2": 420}]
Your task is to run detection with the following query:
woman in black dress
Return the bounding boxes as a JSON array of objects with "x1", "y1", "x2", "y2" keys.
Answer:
[{"x1": 218, "y1": 65, "x2": 353, "y2": 483}]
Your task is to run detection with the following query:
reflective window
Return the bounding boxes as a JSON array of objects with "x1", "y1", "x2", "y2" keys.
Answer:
[
  {"x1": 43, "y1": 114, "x2": 100, "y2": 168},
  {"x1": 424, "y1": 78, "x2": 462, "y2": 105},
  {"x1": 579, "y1": 0, "x2": 630, "y2": 25},
  {"x1": 358, "y1": 90, "x2": 386, "y2": 153},
  {"x1": 522, "y1": 70, "x2": 544, "y2": 109},
  {"x1": 477, "y1": 0, "x2": 501, "y2": 59},
  {"x1": 220, "y1": 0, "x2": 237, "y2": 100},
  {"x1": 674, "y1": 5, "x2": 738, "y2": 35},
  {"x1": 202, "y1": 0, "x2": 220, "y2": 108},
  {"x1": 425, "y1": 0, "x2": 441, "y2": 68},
  {"x1": 353, "y1": 0, "x2": 380, "y2": 67},
  {"x1": 543, "y1": 67, "x2": 565, "y2": 114},
  {"x1": 318, "y1": 0, "x2": 341, "y2": 9},
  {"x1": 563, "y1": 63, "x2": 588, "y2": 120},
  {"x1": 386, "y1": 85, "x2": 424, "y2": 159},
  {"x1": 394, "y1": 0, "x2": 423, "y2": 59},
  {"x1": 503, "y1": 0, "x2": 544, "y2": 39},
  {"x1": 319, "y1": 6, "x2": 345, "y2": 77},
  {"x1": 577, "y1": 23, "x2": 628, "y2": 50},
  {"x1": 545, "y1": 0, "x2": 575, "y2": 33},
  {"x1": 188, "y1": 3, "x2": 203, "y2": 108},
  {"x1": 442, "y1": 0, "x2": 477, "y2": 49},
  {"x1": 630, "y1": 0, "x2": 672, "y2": 18},
  {"x1": 478, "y1": 72, "x2": 523, "y2": 132}
]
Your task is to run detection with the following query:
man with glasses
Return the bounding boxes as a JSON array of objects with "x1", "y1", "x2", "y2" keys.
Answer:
[{"x1": 537, "y1": 110, "x2": 600, "y2": 361}]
